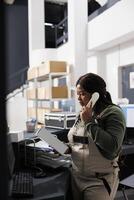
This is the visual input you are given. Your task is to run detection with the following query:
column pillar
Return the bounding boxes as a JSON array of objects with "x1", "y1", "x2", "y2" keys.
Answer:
[{"x1": 68, "y1": 0, "x2": 88, "y2": 111}]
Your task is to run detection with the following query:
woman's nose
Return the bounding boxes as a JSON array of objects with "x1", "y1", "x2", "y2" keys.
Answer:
[{"x1": 77, "y1": 95, "x2": 81, "y2": 100}]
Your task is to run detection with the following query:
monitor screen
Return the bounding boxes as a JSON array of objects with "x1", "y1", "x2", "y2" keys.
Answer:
[{"x1": 120, "y1": 104, "x2": 134, "y2": 128}]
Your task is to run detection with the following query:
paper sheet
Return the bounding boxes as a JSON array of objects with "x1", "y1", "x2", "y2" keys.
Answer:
[
  {"x1": 37, "y1": 127, "x2": 68, "y2": 155},
  {"x1": 27, "y1": 140, "x2": 52, "y2": 150}
]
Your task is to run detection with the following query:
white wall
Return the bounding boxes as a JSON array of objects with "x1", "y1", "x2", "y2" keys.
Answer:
[
  {"x1": 28, "y1": 0, "x2": 88, "y2": 86},
  {"x1": 106, "y1": 41, "x2": 134, "y2": 103},
  {"x1": 28, "y1": 0, "x2": 45, "y2": 66},
  {"x1": 28, "y1": 0, "x2": 75, "y2": 68},
  {"x1": 87, "y1": 40, "x2": 134, "y2": 103},
  {"x1": 7, "y1": 0, "x2": 134, "y2": 131},
  {"x1": 28, "y1": 0, "x2": 134, "y2": 106},
  {"x1": 7, "y1": 92, "x2": 27, "y2": 131},
  {"x1": 119, "y1": 40, "x2": 134, "y2": 66},
  {"x1": 88, "y1": 0, "x2": 134, "y2": 51},
  {"x1": 87, "y1": 0, "x2": 134, "y2": 104},
  {"x1": 68, "y1": 0, "x2": 88, "y2": 82},
  {"x1": 87, "y1": 56, "x2": 98, "y2": 74},
  {"x1": 30, "y1": 49, "x2": 58, "y2": 67}
]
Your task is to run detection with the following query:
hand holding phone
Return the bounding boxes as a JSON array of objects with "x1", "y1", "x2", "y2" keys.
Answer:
[{"x1": 80, "y1": 92, "x2": 99, "y2": 123}]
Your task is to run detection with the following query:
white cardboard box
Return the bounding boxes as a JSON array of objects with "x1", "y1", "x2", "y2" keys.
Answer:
[{"x1": 9, "y1": 131, "x2": 24, "y2": 142}]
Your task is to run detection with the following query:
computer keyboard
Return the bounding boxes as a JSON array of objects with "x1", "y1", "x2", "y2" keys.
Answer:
[{"x1": 12, "y1": 171, "x2": 33, "y2": 198}]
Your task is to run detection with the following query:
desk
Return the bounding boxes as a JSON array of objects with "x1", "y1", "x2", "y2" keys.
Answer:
[
  {"x1": 9, "y1": 169, "x2": 71, "y2": 200},
  {"x1": 13, "y1": 128, "x2": 69, "y2": 169},
  {"x1": 32, "y1": 170, "x2": 70, "y2": 200},
  {"x1": 12, "y1": 134, "x2": 134, "y2": 199},
  {"x1": 10, "y1": 128, "x2": 71, "y2": 200}
]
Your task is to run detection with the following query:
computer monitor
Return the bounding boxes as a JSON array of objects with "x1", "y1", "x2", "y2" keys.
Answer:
[
  {"x1": 120, "y1": 105, "x2": 134, "y2": 142},
  {"x1": 120, "y1": 104, "x2": 134, "y2": 128}
]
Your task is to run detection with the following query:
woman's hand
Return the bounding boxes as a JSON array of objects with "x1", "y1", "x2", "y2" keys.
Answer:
[
  {"x1": 80, "y1": 103, "x2": 92, "y2": 123},
  {"x1": 64, "y1": 143, "x2": 72, "y2": 154}
]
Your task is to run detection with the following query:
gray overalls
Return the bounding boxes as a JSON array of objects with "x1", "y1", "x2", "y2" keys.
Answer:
[{"x1": 68, "y1": 120, "x2": 119, "y2": 200}]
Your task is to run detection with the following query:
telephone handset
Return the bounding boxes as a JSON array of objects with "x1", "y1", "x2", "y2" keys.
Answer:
[{"x1": 86, "y1": 92, "x2": 100, "y2": 108}]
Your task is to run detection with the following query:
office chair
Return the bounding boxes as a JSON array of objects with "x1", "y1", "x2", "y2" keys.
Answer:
[{"x1": 119, "y1": 174, "x2": 134, "y2": 200}]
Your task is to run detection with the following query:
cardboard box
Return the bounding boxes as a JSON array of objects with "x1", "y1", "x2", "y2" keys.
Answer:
[
  {"x1": 52, "y1": 86, "x2": 68, "y2": 98},
  {"x1": 27, "y1": 107, "x2": 36, "y2": 119},
  {"x1": 37, "y1": 108, "x2": 50, "y2": 123},
  {"x1": 9, "y1": 131, "x2": 24, "y2": 142},
  {"x1": 38, "y1": 61, "x2": 67, "y2": 77},
  {"x1": 38, "y1": 86, "x2": 68, "y2": 99},
  {"x1": 27, "y1": 67, "x2": 39, "y2": 80},
  {"x1": 37, "y1": 87, "x2": 46, "y2": 99},
  {"x1": 27, "y1": 88, "x2": 36, "y2": 99},
  {"x1": 37, "y1": 87, "x2": 50, "y2": 99}
]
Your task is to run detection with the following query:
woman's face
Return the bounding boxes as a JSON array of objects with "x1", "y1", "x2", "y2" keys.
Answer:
[{"x1": 76, "y1": 84, "x2": 92, "y2": 107}]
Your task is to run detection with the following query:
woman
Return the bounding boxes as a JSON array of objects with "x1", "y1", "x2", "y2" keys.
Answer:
[{"x1": 68, "y1": 73, "x2": 126, "y2": 200}]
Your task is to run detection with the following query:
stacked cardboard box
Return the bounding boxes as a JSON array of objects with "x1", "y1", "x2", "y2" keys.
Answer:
[
  {"x1": 27, "y1": 88, "x2": 36, "y2": 99},
  {"x1": 51, "y1": 86, "x2": 68, "y2": 98},
  {"x1": 38, "y1": 61, "x2": 67, "y2": 77},
  {"x1": 27, "y1": 67, "x2": 38, "y2": 80},
  {"x1": 37, "y1": 108, "x2": 50, "y2": 123},
  {"x1": 27, "y1": 107, "x2": 36, "y2": 119},
  {"x1": 27, "y1": 60, "x2": 69, "y2": 123},
  {"x1": 37, "y1": 86, "x2": 68, "y2": 99}
]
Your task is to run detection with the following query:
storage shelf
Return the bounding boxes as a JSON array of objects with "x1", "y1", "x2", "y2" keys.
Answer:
[
  {"x1": 36, "y1": 72, "x2": 69, "y2": 82},
  {"x1": 28, "y1": 72, "x2": 69, "y2": 82},
  {"x1": 27, "y1": 61, "x2": 70, "y2": 123}
]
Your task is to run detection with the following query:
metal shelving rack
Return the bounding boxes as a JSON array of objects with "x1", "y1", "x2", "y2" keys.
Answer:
[{"x1": 26, "y1": 65, "x2": 71, "y2": 124}]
